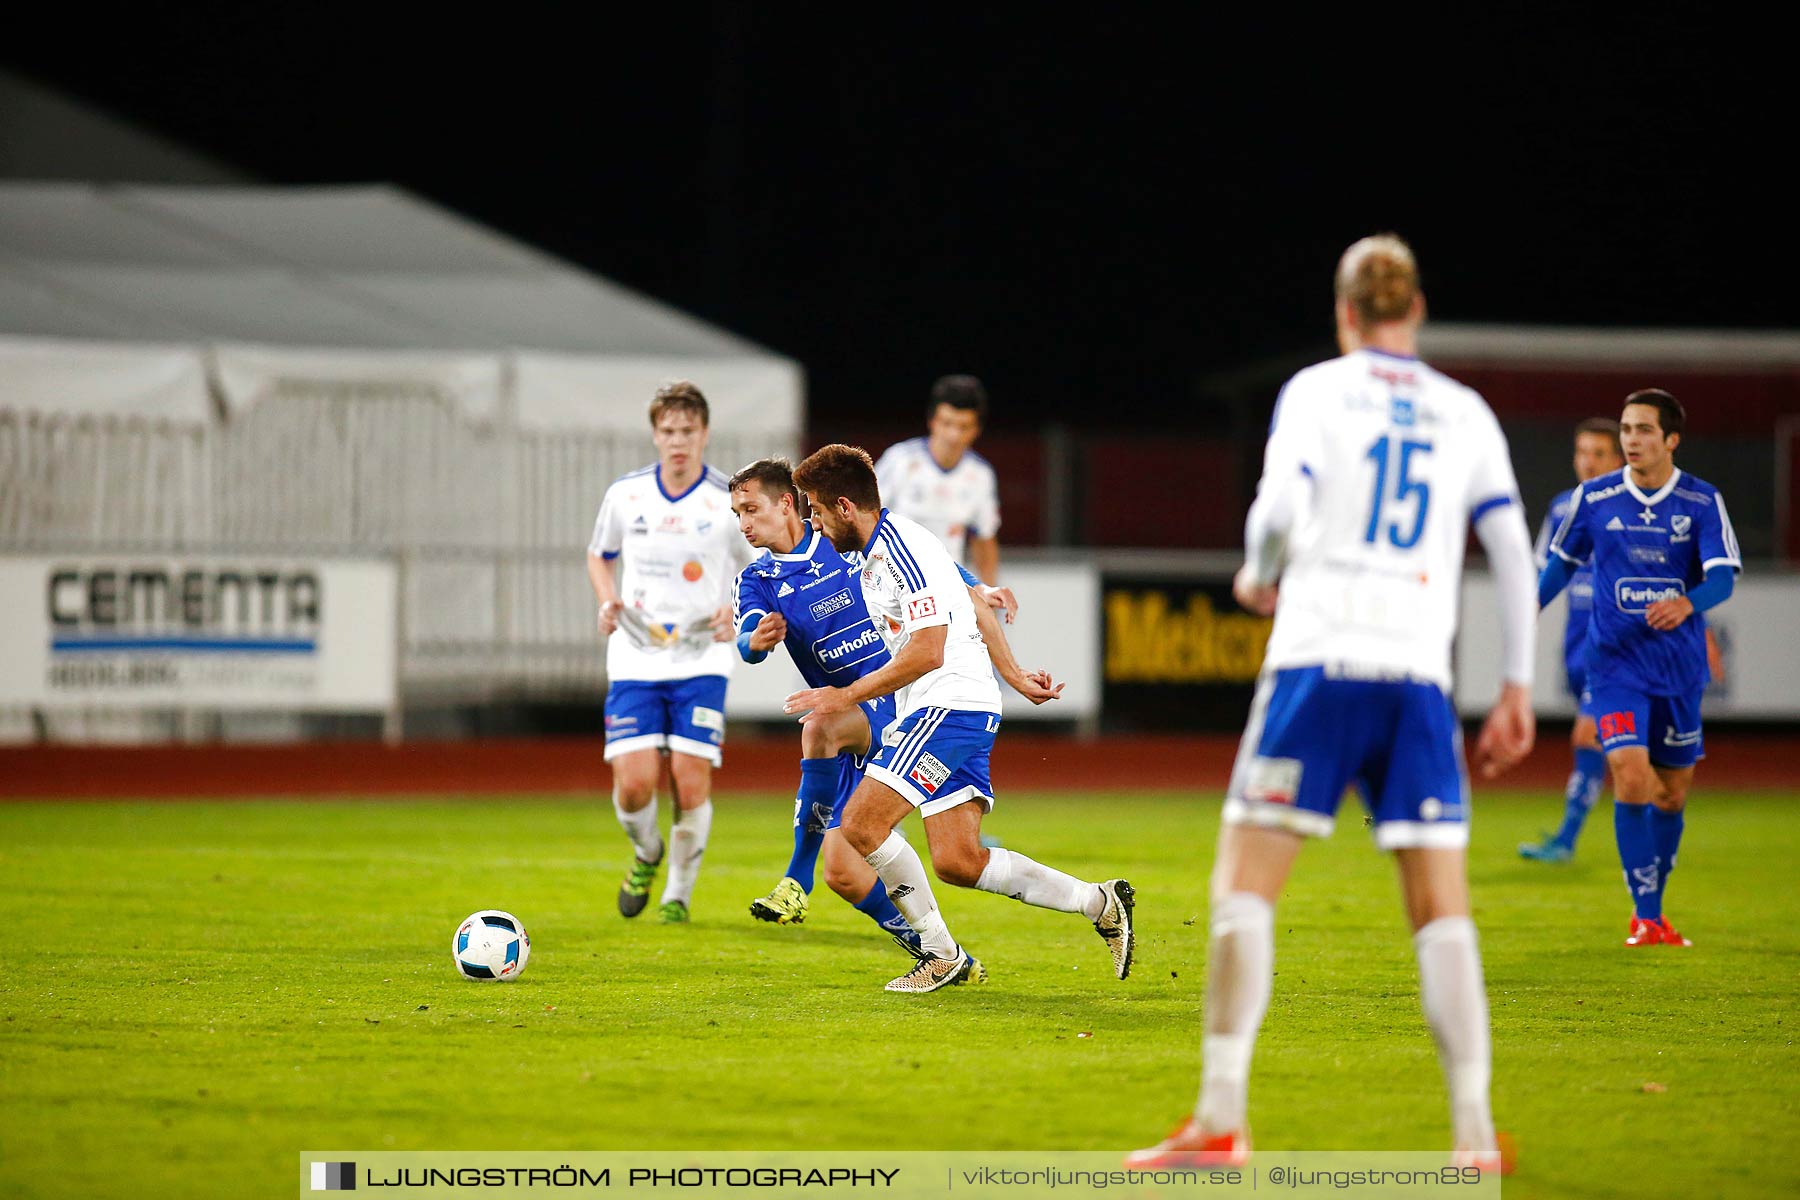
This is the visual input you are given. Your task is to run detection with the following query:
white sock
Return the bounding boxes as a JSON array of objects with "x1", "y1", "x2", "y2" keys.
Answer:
[
  {"x1": 614, "y1": 792, "x2": 663, "y2": 863},
  {"x1": 866, "y1": 831, "x2": 959, "y2": 959},
  {"x1": 660, "y1": 800, "x2": 712, "y2": 906},
  {"x1": 1194, "y1": 891, "x2": 1275, "y2": 1134},
  {"x1": 975, "y1": 846, "x2": 1106, "y2": 918},
  {"x1": 1414, "y1": 916, "x2": 1496, "y2": 1151}
]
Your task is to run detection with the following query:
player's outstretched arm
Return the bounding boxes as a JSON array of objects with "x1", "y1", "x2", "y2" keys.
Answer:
[{"x1": 967, "y1": 584, "x2": 1063, "y2": 704}]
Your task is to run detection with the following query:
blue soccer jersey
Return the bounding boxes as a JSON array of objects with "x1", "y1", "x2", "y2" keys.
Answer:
[
  {"x1": 1547, "y1": 468, "x2": 1740, "y2": 695},
  {"x1": 734, "y1": 530, "x2": 892, "y2": 689},
  {"x1": 1535, "y1": 487, "x2": 1595, "y2": 692}
]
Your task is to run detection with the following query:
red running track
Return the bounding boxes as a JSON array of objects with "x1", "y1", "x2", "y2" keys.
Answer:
[{"x1": 1, "y1": 732, "x2": 1791, "y2": 799}]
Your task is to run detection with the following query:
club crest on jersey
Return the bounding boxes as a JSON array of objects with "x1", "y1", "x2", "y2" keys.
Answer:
[
  {"x1": 697, "y1": 520, "x2": 713, "y2": 535},
  {"x1": 1671, "y1": 514, "x2": 1692, "y2": 541}
]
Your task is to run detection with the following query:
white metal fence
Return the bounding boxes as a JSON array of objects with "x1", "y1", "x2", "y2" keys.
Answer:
[{"x1": 1, "y1": 393, "x2": 793, "y2": 729}]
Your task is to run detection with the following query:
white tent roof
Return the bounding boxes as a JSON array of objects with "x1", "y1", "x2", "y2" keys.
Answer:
[
  {"x1": 0, "y1": 183, "x2": 802, "y2": 434},
  {"x1": 0, "y1": 182, "x2": 772, "y2": 357}
]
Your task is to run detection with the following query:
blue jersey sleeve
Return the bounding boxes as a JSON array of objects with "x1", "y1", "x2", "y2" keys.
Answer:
[
  {"x1": 956, "y1": 562, "x2": 981, "y2": 589},
  {"x1": 1547, "y1": 483, "x2": 1592, "y2": 565},
  {"x1": 1697, "y1": 491, "x2": 1742, "y2": 574},
  {"x1": 734, "y1": 569, "x2": 772, "y2": 637}
]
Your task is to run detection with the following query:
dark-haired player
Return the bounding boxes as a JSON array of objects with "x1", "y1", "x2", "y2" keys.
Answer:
[
  {"x1": 874, "y1": 375, "x2": 1002, "y2": 583},
  {"x1": 784, "y1": 444, "x2": 1133, "y2": 995},
  {"x1": 727, "y1": 458, "x2": 1044, "y2": 959},
  {"x1": 1540, "y1": 389, "x2": 1740, "y2": 946}
]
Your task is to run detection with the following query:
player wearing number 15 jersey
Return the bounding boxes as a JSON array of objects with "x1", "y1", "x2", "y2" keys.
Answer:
[{"x1": 1134, "y1": 234, "x2": 1538, "y2": 1174}]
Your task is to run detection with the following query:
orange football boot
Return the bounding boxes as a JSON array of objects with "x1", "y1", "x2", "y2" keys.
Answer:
[
  {"x1": 1125, "y1": 1117, "x2": 1251, "y2": 1169},
  {"x1": 1653, "y1": 916, "x2": 1692, "y2": 947},
  {"x1": 1624, "y1": 916, "x2": 1663, "y2": 946}
]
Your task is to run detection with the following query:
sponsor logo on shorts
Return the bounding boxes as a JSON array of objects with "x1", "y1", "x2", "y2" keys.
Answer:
[
  {"x1": 1663, "y1": 725, "x2": 1701, "y2": 747},
  {"x1": 809, "y1": 589, "x2": 855, "y2": 621},
  {"x1": 1244, "y1": 756, "x2": 1302, "y2": 806},
  {"x1": 1598, "y1": 710, "x2": 1637, "y2": 741},
  {"x1": 909, "y1": 752, "x2": 951, "y2": 794},
  {"x1": 690, "y1": 706, "x2": 725, "y2": 734},
  {"x1": 906, "y1": 596, "x2": 938, "y2": 622},
  {"x1": 1615, "y1": 577, "x2": 1684, "y2": 613}
]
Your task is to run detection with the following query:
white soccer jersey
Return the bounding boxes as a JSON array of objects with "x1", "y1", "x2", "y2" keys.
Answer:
[
  {"x1": 1252, "y1": 348, "x2": 1522, "y2": 690},
  {"x1": 858, "y1": 509, "x2": 1001, "y2": 718},
  {"x1": 588, "y1": 464, "x2": 756, "y2": 683},
  {"x1": 873, "y1": 438, "x2": 1001, "y2": 565}
]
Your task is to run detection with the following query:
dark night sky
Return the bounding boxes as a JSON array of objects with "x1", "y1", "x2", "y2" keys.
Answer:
[{"x1": 10, "y1": 8, "x2": 1795, "y2": 431}]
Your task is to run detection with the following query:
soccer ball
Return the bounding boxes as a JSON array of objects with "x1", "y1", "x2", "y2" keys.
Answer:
[{"x1": 452, "y1": 910, "x2": 531, "y2": 981}]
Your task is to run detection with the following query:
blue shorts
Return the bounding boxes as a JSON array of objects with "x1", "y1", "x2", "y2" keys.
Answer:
[
  {"x1": 864, "y1": 706, "x2": 1000, "y2": 817},
  {"x1": 1224, "y1": 666, "x2": 1468, "y2": 850},
  {"x1": 1567, "y1": 663, "x2": 1594, "y2": 716},
  {"x1": 603, "y1": 675, "x2": 729, "y2": 765},
  {"x1": 816, "y1": 695, "x2": 898, "y2": 832},
  {"x1": 1588, "y1": 682, "x2": 1705, "y2": 768}
]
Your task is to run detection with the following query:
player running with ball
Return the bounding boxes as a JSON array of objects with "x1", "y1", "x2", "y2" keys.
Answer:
[
  {"x1": 784, "y1": 444, "x2": 1135, "y2": 994},
  {"x1": 1133, "y1": 234, "x2": 1538, "y2": 1171}
]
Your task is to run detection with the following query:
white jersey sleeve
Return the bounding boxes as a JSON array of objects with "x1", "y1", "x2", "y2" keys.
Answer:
[
  {"x1": 873, "y1": 443, "x2": 904, "y2": 511},
  {"x1": 589, "y1": 483, "x2": 626, "y2": 559},
  {"x1": 971, "y1": 458, "x2": 1001, "y2": 539},
  {"x1": 862, "y1": 511, "x2": 1001, "y2": 718}
]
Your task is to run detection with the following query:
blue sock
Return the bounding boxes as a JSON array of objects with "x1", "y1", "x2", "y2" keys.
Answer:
[
  {"x1": 785, "y1": 826, "x2": 824, "y2": 894},
  {"x1": 1649, "y1": 806, "x2": 1685, "y2": 912},
  {"x1": 853, "y1": 879, "x2": 920, "y2": 951},
  {"x1": 1553, "y1": 748, "x2": 1607, "y2": 847},
  {"x1": 1614, "y1": 801, "x2": 1661, "y2": 920},
  {"x1": 783, "y1": 759, "x2": 837, "y2": 892}
]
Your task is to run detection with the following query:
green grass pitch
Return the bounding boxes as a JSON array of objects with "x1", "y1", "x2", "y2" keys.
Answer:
[{"x1": 3, "y1": 788, "x2": 1797, "y2": 1199}]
